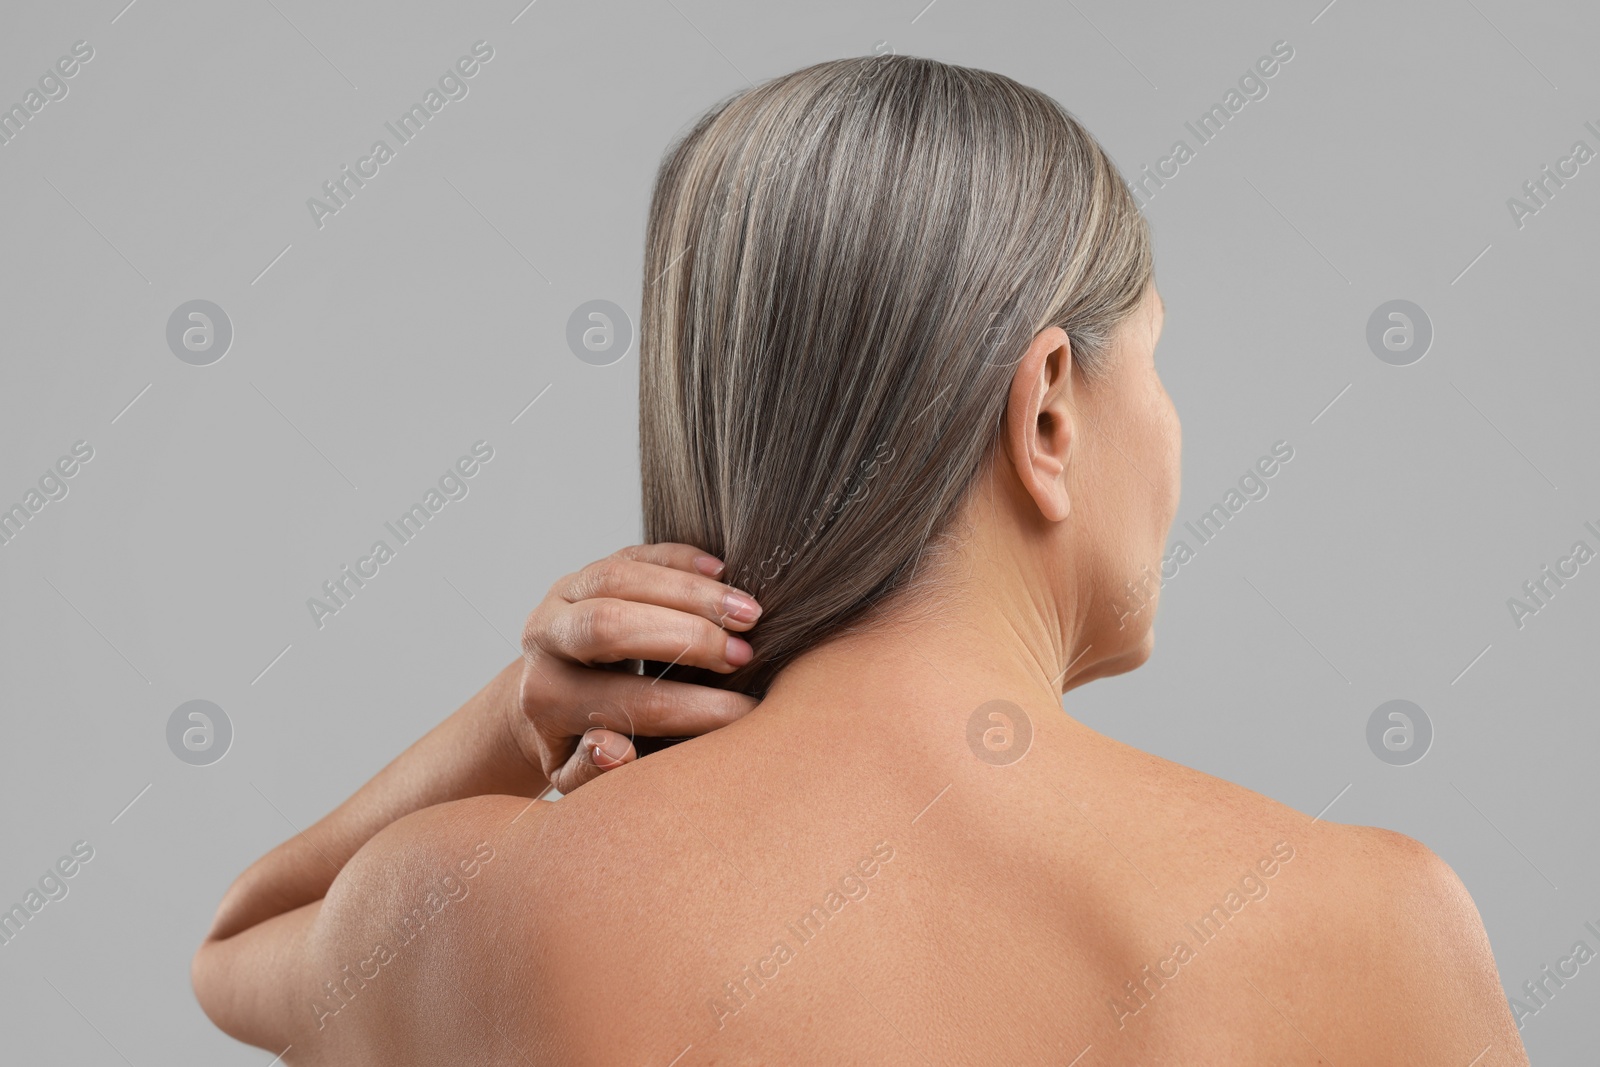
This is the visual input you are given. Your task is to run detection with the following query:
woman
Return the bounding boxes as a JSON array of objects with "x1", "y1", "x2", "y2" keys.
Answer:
[{"x1": 193, "y1": 56, "x2": 1527, "y2": 1064}]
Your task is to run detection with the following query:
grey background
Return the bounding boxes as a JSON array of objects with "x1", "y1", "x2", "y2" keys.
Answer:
[{"x1": 0, "y1": 0, "x2": 1594, "y2": 1061}]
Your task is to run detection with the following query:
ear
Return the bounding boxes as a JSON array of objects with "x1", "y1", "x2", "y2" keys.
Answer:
[{"x1": 1002, "y1": 326, "x2": 1075, "y2": 523}]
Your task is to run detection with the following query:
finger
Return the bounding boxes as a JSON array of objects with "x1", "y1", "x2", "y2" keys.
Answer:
[
  {"x1": 548, "y1": 729, "x2": 636, "y2": 794},
  {"x1": 519, "y1": 654, "x2": 758, "y2": 739},
  {"x1": 585, "y1": 728, "x2": 636, "y2": 769},
  {"x1": 609, "y1": 542, "x2": 728, "y2": 578},
  {"x1": 562, "y1": 556, "x2": 763, "y2": 632},
  {"x1": 539, "y1": 598, "x2": 754, "y2": 672}
]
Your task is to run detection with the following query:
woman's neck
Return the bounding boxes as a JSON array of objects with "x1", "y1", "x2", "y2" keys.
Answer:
[{"x1": 752, "y1": 571, "x2": 1096, "y2": 758}]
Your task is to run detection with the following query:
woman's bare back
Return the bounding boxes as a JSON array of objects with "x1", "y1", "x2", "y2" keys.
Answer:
[{"x1": 306, "y1": 682, "x2": 1525, "y2": 1066}]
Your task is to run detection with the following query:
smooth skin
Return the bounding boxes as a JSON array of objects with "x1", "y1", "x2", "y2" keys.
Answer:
[{"x1": 194, "y1": 285, "x2": 1529, "y2": 1065}]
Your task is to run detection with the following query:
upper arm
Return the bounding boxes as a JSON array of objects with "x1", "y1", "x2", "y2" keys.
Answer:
[{"x1": 192, "y1": 795, "x2": 543, "y2": 1058}]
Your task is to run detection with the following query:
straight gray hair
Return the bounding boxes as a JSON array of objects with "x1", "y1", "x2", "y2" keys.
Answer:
[{"x1": 640, "y1": 54, "x2": 1152, "y2": 698}]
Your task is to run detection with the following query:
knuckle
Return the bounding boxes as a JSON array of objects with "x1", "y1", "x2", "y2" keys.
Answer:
[
  {"x1": 584, "y1": 599, "x2": 628, "y2": 650},
  {"x1": 546, "y1": 570, "x2": 579, "y2": 602},
  {"x1": 679, "y1": 572, "x2": 721, "y2": 616},
  {"x1": 691, "y1": 617, "x2": 725, "y2": 658},
  {"x1": 563, "y1": 568, "x2": 597, "y2": 602},
  {"x1": 708, "y1": 579, "x2": 738, "y2": 615},
  {"x1": 633, "y1": 684, "x2": 676, "y2": 730},
  {"x1": 520, "y1": 609, "x2": 546, "y2": 657},
  {"x1": 576, "y1": 559, "x2": 625, "y2": 600}
]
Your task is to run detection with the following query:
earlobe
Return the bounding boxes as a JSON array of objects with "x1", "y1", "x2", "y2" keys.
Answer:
[{"x1": 1004, "y1": 327, "x2": 1075, "y2": 524}]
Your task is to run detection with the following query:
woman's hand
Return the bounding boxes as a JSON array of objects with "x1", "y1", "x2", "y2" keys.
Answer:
[{"x1": 514, "y1": 542, "x2": 762, "y2": 794}]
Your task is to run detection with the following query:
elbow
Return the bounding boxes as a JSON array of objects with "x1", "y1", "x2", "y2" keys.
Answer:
[
  {"x1": 190, "y1": 876, "x2": 245, "y2": 1033},
  {"x1": 190, "y1": 857, "x2": 318, "y2": 1052},
  {"x1": 191, "y1": 877, "x2": 262, "y2": 1048},
  {"x1": 190, "y1": 937, "x2": 233, "y2": 1038},
  {"x1": 191, "y1": 935, "x2": 279, "y2": 1050}
]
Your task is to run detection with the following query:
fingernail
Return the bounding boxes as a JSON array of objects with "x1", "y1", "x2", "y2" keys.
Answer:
[
  {"x1": 693, "y1": 554, "x2": 725, "y2": 576},
  {"x1": 722, "y1": 591, "x2": 762, "y2": 623},
  {"x1": 725, "y1": 635, "x2": 753, "y2": 667},
  {"x1": 585, "y1": 731, "x2": 626, "y2": 767}
]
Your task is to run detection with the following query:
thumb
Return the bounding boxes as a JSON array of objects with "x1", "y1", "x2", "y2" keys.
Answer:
[{"x1": 549, "y1": 728, "x2": 636, "y2": 794}]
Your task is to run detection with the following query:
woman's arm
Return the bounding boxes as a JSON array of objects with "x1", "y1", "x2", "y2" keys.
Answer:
[
  {"x1": 192, "y1": 795, "x2": 530, "y2": 1055},
  {"x1": 202, "y1": 659, "x2": 535, "y2": 942},
  {"x1": 194, "y1": 543, "x2": 762, "y2": 1044}
]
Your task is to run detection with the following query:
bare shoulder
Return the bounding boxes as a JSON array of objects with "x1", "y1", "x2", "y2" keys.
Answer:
[
  {"x1": 1098, "y1": 747, "x2": 1527, "y2": 1063},
  {"x1": 321, "y1": 794, "x2": 542, "y2": 922},
  {"x1": 296, "y1": 795, "x2": 553, "y2": 1060},
  {"x1": 1257, "y1": 818, "x2": 1528, "y2": 1064}
]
